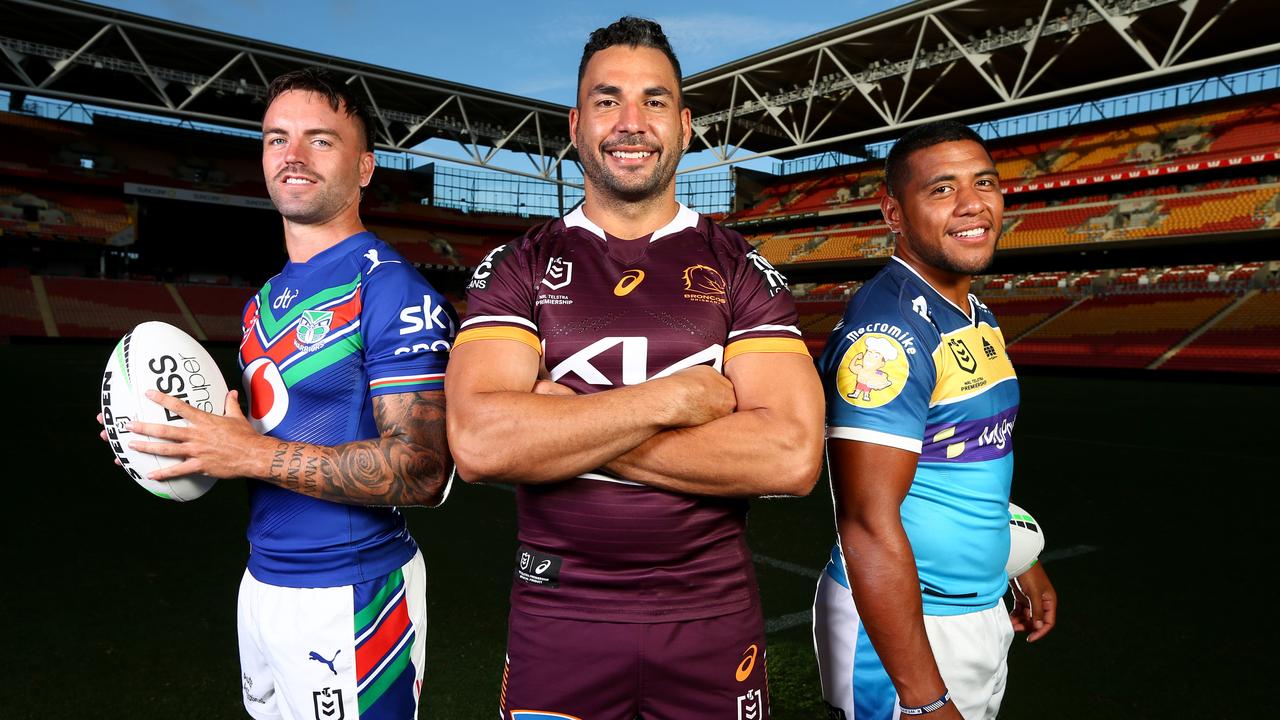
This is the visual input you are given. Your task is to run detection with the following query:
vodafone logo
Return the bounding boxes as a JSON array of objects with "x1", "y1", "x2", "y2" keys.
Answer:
[{"x1": 242, "y1": 358, "x2": 288, "y2": 433}]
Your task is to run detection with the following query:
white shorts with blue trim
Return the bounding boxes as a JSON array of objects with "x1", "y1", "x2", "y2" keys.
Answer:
[
  {"x1": 237, "y1": 550, "x2": 427, "y2": 720},
  {"x1": 813, "y1": 551, "x2": 1014, "y2": 720}
]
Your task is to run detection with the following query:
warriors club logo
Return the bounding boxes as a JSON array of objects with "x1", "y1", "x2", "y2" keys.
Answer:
[{"x1": 682, "y1": 264, "x2": 727, "y2": 304}]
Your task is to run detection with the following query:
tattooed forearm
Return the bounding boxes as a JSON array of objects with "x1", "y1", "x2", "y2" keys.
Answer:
[{"x1": 264, "y1": 391, "x2": 452, "y2": 506}]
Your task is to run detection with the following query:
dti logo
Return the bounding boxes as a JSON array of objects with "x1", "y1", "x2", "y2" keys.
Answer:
[
  {"x1": 243, "y1": 358, "x2": 288, "y2": 433},
  {"x1": 272, "y1": 288, "x2": 299, "y2": 310}
]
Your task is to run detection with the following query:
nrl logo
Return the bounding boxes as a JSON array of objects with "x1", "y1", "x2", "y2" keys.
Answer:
[{"x1": 295, "y1": 309, "x2": 335, "y2": 350}]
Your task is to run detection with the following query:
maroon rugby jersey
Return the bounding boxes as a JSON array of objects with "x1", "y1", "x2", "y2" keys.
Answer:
[{"x1": 456, "y1": 204, "x2": 808, "y2": 622}]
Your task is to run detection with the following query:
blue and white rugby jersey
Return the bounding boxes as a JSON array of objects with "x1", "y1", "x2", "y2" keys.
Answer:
[
  {"x1": 238, "y1": 231, "x2": 456, "y2": 588},
  {"x1": 819, "y1": 256, "x2": 1017, "y2": 615}
]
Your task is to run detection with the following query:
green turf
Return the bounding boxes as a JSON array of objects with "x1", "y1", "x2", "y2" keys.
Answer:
[{"x1": 5, "y1": 340, "x2": 1276, "y2": 718}]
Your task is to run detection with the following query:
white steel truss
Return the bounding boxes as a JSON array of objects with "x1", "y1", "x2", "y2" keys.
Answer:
[
  {"x1": 679, "y1": 0, "x2": 1279, "y2": 173},
  {"x1": 0, "y1": 0, "x2": 578, "y2": 185}
]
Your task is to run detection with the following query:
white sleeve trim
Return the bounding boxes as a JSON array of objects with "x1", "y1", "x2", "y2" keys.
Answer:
[
  {"x1": 460, "y1": 315, "x2": 538, "y2": 331},
  {"x1": 826, "y1": 426, "x2": 922, "y2": 453},
  {"x1": 727, "y1": 324, "x2": 802, "y2": 338}
]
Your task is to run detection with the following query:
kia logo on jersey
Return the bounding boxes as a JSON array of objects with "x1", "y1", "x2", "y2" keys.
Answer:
[{"x1": 243, "y1": 358, "x2": 288, "y2": 433}]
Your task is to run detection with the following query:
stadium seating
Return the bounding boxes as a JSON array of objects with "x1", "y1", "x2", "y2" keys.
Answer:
[
  {"x1": 176, "y1": 284, "x2": 252, "y2": 342},
  {"x1": 979, "y1": 294, "x2": 1076, "y2": 342},
  {"x1": 1008, "y1": 291, "x2": 1235, "y2": 368},
  {"x1": 1160, "y1": 290, "x2": 1280, "y2": 372},
  {"x1": 727, "y1": 94, "x2": 1280, "y2": 223},
  {"x1": 0, "y1": 267, "x2": 47, "y2": 336},
  {"x1": 41, "y1": 276, "x2": 187, "y2": 338}
]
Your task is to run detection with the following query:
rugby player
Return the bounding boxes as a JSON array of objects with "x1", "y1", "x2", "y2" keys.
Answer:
[
  {"x1": 444, "y1": 17, "x2": 825, "y2": 720},
  {"x1": 812, "y1": 120, "x2": 1058, "y2": 720},
  {"x1": 99, "y1": 67, "x2": 455, "y2": 720}
]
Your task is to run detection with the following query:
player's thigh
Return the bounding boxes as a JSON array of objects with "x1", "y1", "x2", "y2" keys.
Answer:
[
  {"x1": 923, "y1": 603, "x2": 1014, "y2": 720},
  {"x1": 240, "y1": 556, "x2": 426, "y2": 720},
  {"x1": 238, "y1": 570, "x2": 283, "y2": 720},
  {"x1": 639, "y1": 604, "x2": 769, "y2": 720},
  {"x1": 813, "y1": 570, "x2": 897, "y2": 720},
  {"x1": 501, "y1": 608, "x2": 640, "y2": 720}
]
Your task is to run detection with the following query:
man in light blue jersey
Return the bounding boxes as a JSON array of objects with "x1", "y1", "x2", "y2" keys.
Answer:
[
  {"x1": 812, "y1": 120, "x2": 1057, "y2": 720},
  {"x1": 99, "y1": 67, "x2": 454, "y2": 720}
]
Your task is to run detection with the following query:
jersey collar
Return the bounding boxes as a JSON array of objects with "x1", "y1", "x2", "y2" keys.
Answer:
[
  {"x1": 889, "y1": 255, "x2": 977, "y2": 324},
  {"x1": 563, "y1": 202, "x2": 699, "y2": 243}
]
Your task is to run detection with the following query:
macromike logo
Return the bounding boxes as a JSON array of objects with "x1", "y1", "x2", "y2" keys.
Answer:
[
  {"x1": 682, "y1": 264, "x2": 727, "y2": 304},
  {"x1": 613, "y1": 269, "x2": 645, "y2": 297}
]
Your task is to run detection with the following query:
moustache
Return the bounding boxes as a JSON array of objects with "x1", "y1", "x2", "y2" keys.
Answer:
[{"x1": 601, "y1": 135, "x2": 661, "y2": 153}]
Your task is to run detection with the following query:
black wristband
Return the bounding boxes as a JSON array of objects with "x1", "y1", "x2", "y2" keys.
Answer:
[{"x1": 899, "y1": 690, "x2": 951, "y2": 715}]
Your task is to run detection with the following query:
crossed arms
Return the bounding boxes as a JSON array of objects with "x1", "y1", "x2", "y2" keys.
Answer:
[{"x1": 444, "y1": 338, "x2": 825, "y2": 497}]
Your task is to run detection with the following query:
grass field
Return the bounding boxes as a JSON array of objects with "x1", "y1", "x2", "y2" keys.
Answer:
[{"x1": 5, "y1": 339, "x2": 1276, "y2": 718}]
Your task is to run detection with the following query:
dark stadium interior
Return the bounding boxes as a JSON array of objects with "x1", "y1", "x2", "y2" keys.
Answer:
[{"x1": 3, "y1": 0, "x2": 1278, "y2": 717}]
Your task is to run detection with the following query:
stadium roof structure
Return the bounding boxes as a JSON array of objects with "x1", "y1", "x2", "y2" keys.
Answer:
[
  {"x1": 0, "y1": 0, "x2": 578, "y2": 183},
  {"x1": 680, "y1": 0, "x2": 1280, "y2": 172}
]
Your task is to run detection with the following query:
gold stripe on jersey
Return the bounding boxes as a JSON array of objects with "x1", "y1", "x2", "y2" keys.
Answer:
[
  {"x1": 929, "y1": 322, "x2": 1016, "y2": 407},
  {"x1": 724, "y1": 337, "x2": 810, "y2": 364},
  {"x1": 454, "y1": 326, "x2": 542, "y2": 354}
]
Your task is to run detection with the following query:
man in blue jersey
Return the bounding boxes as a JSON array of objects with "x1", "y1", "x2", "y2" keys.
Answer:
[
  {"x1": 812, "y1": 121, "x2": 1057, "y2": 720},
  {"x1": 99, "y1": 68, "x2": 454, "y2": 720}
]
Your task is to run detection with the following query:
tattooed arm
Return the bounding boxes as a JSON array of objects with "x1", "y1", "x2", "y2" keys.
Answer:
[{"x1": 125, "y1": 388, "x2": 453, "y2": 507}]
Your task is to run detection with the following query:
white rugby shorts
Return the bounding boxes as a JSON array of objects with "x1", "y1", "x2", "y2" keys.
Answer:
[
  {"x1": 813, "y1": 564, "x2": 1014, "y2": 720},
  {"x1": 237, "y1": 551, "x2": 427, "y2": 720}
]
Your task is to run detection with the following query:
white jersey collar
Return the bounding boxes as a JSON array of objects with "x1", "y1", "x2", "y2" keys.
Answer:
[
  {"x1": 890, "y1": 255, "x2": 976, "y2": 323},
  {"x1": 564, "y1": 202, "x2": 699, "y2": 243}
]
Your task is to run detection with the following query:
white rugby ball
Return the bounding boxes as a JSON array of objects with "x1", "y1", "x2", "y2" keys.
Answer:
[
  {"x1": 1006, "y1": 502, "x2": 1045, "y2": 578},
  {"x1": 100, "y1": 321, "x2": 228, "y2": 501}
]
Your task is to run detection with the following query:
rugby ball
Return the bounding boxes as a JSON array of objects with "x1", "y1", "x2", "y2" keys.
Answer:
[
  {"x1": 100, "y1": 321, "x2": 228, "y2": 501},
  {"x1": 1006, "y1": 502, "x2": 1045, "y2": 578}
]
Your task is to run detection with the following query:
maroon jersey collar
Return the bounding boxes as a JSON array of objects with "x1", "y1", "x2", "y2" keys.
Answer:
[{"x1": 563, "y1": 203, "x2": 700, "y2": 243}]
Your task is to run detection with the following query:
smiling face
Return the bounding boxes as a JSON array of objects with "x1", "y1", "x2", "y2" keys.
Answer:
[
  {"x1": 882, "y1": 139, "x2": 1003, "y2": 282},
  {"x1": 261, "y1": 89, "x2": 374, "y2": 226},
  {"x1": 569, "y1": 45, "x2": 691, "y2": 205}
]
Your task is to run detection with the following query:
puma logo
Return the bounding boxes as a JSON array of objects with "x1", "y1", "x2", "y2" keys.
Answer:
[
  {"x1": 309, "y1": 649, "x2": 340, "y2": 675},
  {"x1": 364, "y1": 248, "x2": 402, "y2": 274}
]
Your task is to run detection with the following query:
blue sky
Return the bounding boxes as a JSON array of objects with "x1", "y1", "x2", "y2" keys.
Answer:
[
  {"x1": 85, "y1": 1, "x2": 900, "y2": 183},
  {"x1": 96, "y1": 1, "x2": 899, "y2": 105}
]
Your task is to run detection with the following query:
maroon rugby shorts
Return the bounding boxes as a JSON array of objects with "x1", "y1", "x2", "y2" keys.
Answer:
[{"x1": 499, "y1": 603, "x2": 769, "y2": 720}]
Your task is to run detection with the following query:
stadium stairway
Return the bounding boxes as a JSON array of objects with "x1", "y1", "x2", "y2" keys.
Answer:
[{"x1": 1147, "y1": 289, "x2": 1258, "y2": 369}]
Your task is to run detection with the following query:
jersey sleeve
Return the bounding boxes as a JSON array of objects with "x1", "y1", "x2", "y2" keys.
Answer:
[
  {"x1": 360, "y1": 262, "x2": 456, "y2": 397},
  {"x1": 820, "y1": 289, "x2": 938, "y2": 454},
  {"x1": 723, "y1": 242, "x2": 809, "y2": 364},
  {"x1": 453, "y1": 240, "x2": 541, "y2": 354}
]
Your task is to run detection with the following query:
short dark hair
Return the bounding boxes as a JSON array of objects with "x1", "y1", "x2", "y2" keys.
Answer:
[
  {"x1": 883, "y1": 120, "x2": 989, "y2": 197},
  {"x1": 578, "y1": 17, "x2": 683, "y2": 103},
  {"x1": 264, "y1": 67, "x2": 377, "y2": 153}
]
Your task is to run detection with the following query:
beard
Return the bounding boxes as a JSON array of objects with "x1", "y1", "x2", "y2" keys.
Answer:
[
  {"x1": 577, "y1": 132, "x2": 683, "y2": 203},
  {"x1": 266, "y1": 169, "x2": 355, "y2": 225},
  {"x1": 905, "y1": 225, "x2": 1002, "y2": 276}
]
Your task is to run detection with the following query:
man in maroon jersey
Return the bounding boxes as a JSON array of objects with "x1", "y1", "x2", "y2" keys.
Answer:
[{"x1": 444, "y1": 16, "x2": 825, "y2": 720}]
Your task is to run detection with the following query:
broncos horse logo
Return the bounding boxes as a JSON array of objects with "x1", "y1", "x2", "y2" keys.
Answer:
[{"x1": 681, "y1": 264, "x2": 727, "y2": 303}]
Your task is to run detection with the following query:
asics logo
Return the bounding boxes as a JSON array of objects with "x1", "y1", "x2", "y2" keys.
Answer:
[
  {"x1": 309, "y1": 650, "x2": 340, "y2": 676},
  {"x1": 736, "y1": 644, "x2": 758, "y2": 682},
  {"x1": 613, "y1": 269, "x2": 645, "y2": 296}
]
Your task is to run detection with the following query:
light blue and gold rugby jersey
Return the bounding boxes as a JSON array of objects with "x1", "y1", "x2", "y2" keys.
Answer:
[{"x1": 818, "y1": 256, "x2": 1017, "y2": 616}]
